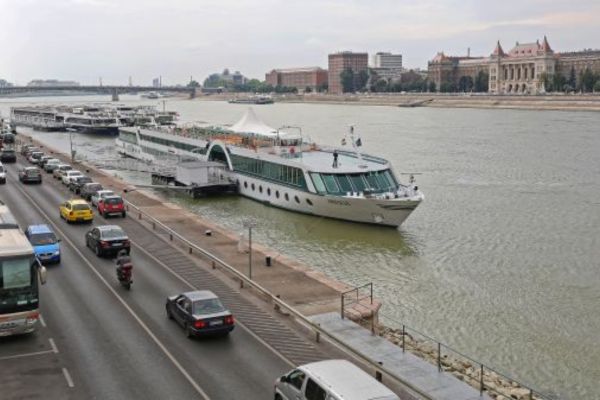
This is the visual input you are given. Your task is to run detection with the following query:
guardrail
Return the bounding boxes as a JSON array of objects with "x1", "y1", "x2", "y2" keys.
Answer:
[{"x1": 122, "y1": 198, "x2": 434, "y2": 400}]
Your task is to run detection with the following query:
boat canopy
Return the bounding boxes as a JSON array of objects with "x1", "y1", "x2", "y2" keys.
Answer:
[{"x1": 229, "y1": 108, "x2": 301, "y2": 141}]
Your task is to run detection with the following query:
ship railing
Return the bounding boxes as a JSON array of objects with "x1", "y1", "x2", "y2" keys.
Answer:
[{"x1": 120, "y1": 200, "x2": 434, "y2": 400}]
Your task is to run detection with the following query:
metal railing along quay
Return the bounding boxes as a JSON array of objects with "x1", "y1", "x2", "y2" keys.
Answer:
[{"x1": 123, "y1": 198, "x2": 555, "y2": 400}]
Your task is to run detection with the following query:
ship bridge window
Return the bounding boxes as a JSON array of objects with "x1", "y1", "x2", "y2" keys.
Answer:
[
  {"x1": 311, "y1": 169, "x2": 398, "y2": 195},
  {"x1": 348, "y1": 174, "x2": 367, "y2": 192},
  {"x1": 321, "y1": 174, "x2": 341, "y2": 193},
  {"x1": 310, "y1": 173, "x2": 326, "y2": 194}
]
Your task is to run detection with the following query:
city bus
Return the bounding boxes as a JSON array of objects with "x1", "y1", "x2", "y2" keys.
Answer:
[{"x1": 0, "y1": 201, "x2": 47, "y2": 336}]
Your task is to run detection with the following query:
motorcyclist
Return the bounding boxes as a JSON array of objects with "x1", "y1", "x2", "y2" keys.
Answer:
[{"x1": 115, "y1": 249, "x2": 132, "y2": 281}]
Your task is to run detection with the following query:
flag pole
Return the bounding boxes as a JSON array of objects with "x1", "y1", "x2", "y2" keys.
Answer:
[{"x1": 349, "y1": 125, "x2": 366, "y2": 168}]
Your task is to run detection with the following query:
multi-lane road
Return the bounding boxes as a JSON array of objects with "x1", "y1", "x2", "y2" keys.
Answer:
[{"x1": 0, "y1": 155, "x2": 330, "y2": 399}]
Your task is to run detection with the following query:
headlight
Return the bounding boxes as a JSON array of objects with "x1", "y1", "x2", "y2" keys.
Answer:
[{"x1": 53, "y1": 251, "x2": 60, "y2": 256}]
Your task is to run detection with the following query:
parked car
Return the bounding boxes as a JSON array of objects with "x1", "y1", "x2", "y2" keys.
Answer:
[
  {"x1": 23, "y1": 146, "x2": 41, "y2": 158},
  {"x1": 68, "y1": 175, "x2": 93, "y2": 194},
  {"x1": 165, "y1": 290, "x2": 235, "y2": 338},
  {"x1": 0, "y1": 149, "x2": 16, "y2": 163},
  {"x1": 91, "y1": 189, "x2": 115, "y2": 207},
  {"x1": 37, "y1": 155, "x2": 54, "y2": 168},
  {"x1": 44, "y1": 159, "x2": 61, "y2": 172},
  {"x1": 85, "y1": 225, "x2": 130, "y2": 257},
  {"x1": 21, "y1": 144, "x2": 36, "y2": 156},
  {"x1": 1, "y1": 133, "x2": 15, "y2": 144},
  {"x1": 25, "y1": 224, "x2": 61, "y2": 264},
  {"x1": 0, "y1": 162, "x2": 6, "y2": 184},
  {"x1": 98, "y1": 195, "x2": 126, "y2": 218},
  {"x1": 18, "y1": 166, "x2": 42, "y2": 184},
  {"x1": 53, "y1": 164, "x2": 72, "y2": 180},
  {"x1": 274, "y1": 360, "x2": 400, "y2": 400},
  {"x1": 80, "y1": 182, "x2": 104, "y2": 201},
  {"x1": 59, "y1": 199, "x2": 93, "y2": 223},
  {"x1": 28, "y1": 151, "x2": 44, "y2": 164},
  {"x1": 61, "y1": 170, "x2": 83, "y2": 185}
]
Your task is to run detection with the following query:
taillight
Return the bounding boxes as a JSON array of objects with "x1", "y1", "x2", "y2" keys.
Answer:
[
  {"x1": 26, "y1": 312, "x2": 40, "y2": 325},
  {"x1": 100, "y1": 241, "x2": 110, "y2": 248},
  {"x1": 123, "y1": 239, "x2": 130, "y2": 246},
  {"x1": 224, "y1": 315, "x2": 234, "y2": 325},
  {"x1": 194, "y1": 320, "x2": 206, "y2": 329}
]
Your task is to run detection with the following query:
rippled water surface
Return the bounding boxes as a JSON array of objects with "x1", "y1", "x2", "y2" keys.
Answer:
[{"x1": 2, "y1": 95, "x2": 599, "y2": 399}]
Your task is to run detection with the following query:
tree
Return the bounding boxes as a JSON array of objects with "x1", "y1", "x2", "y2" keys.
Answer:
[
  {"x1": 203, "y1": 73, "x2": 227, "y2": 88},
  {"x1": 317, "y1": 82, "x2": 328, "y2": 93},
  {"x1": 355, "y1": 70, "x2": 369, "y2": 92},
  {"x1": 187, "y1": 80, "x2": 200, "y2": 88},
  {"x1": 428, "y1": 81, "x2": 436, "y2": 92},
  {"x1": 594, "y1": 81, "x2": 600, "y2": 93},
  {"x1": 568, "y1": 66, "x2": 577, "y2": 89},
  {"x1": 304, "y1": 86, "x2": 312, "y2": 93},
  {"x1": 474, "y1": 70, "x2": 489, "y2": 92},
  {"x1": 581, "y1": 68, "x2": 596, "y2": 92},
  {"x1": 553, "y1": 74, "x2": 566, "y2": 93},
  {"x1": 539, "y1": 72, "x2": 552, "y2": 92},
  {"x1": 439, "y1": 82, "x2": 456, "y2": 93},
  {"x1": 458, "y1": 76, "x2": 474, "y2": 92},
  {"x1": 372, "y1": 79, "x2": 389, "y2": 93},
  {"x1": 340, "y1": 68, "x2": 355, "y2": 93}
]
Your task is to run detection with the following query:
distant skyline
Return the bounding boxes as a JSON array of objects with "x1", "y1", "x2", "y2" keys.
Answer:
[{"x1": 2, "y1": 0, "x2": 600, "y2": 85}]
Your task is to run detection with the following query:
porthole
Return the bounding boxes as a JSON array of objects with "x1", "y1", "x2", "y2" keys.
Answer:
[
  {"x1": 267, "y1": 188, "x2": 271, "y2": 196},
  {"x1": 294, "y1": 195, "x2": 300, "y2": 204},
  {"x1": 244, "y1": 181, "x2": 248, "y2": 189},
  {"x1": 276, "y1": 191, "x2": 280, "y2": 199},
  {"x1": 259, "y1": 185, "x2": 263, "y2": 193},
  {"x1": 285, "y1": 193, "x2": 289, "y2": 201},
  {"x1": 251, "y1": 183, "x2": 255, "y2": 191},
  {"x1": 306, "y1": 198, "x2": 313, "y2": 206}
]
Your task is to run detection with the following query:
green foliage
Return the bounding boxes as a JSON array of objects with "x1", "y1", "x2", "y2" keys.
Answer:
[
  {"x1": 553, "y1": 74, "x2": 566, "y2": 92},
  {"x1": 581, "y1": 68, "x2": 596, "y2": 92},
  {"x1": 317, "y1": 82, "x2": 328, "y2": 93},
  {"x1": 474, "y1": 70, "x2": 489, "y2": 92},
  {"x1": 372, "y1": 79, "x2": 389, "y2": 93},
  {"x1": 428, "y1": 81, "x2": 436, "y2": 93},
  {"x1": 304, "y1": 86, "x2": 312, "y2": 93},
  {"x1": 594, "y1": 81, "x2": 600, "y2": 93},
  {"x1": 187, "y1": 80, "x2": 200, "y2": 88},
  {"x1": 439, "y1": 82, "x2": 457, "y2": 93},
  {"x1": 340, "y1": 68, "x2": 355, "y2": 93},
  {"x1": 568, "y1": 66, "x2": 577, "y2": 88},
  {"x1": 356, "y1": 70, "x2": 369, "y2": 92},
  {"x1": 203, "y1": 73, "x2": 227, "y2": 88},
  {"x1": 458, "y1": 76, "x2": 474, "y2": 92}
]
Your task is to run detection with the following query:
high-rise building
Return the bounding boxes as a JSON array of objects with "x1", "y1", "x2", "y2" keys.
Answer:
[
  {"x1": 265, "y1": 67, "x2": 328, "y2": 91},
  {"x1": 328, "y1": 51, "x2": 369, "y2": 94},
  {"x1": 373, "y1": 52, "x2": 403, "y2": 69}
]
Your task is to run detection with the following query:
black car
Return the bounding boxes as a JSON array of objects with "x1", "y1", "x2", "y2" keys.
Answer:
[
  {"x1": 85, "y1": 225, "x2": 130, "y2": 257},
  {"x1": 18, "y1": 167, "x2": 42, "y2": 184},
  {"x1": 166, "y1": 290, "x2": 235, "y2": 338},
  {"x1": 68, "y1": 175, "x2": 93, "y2": 194},
  {"x1": 80, "y1": 182, "x2": 104, "y2": 201},
  {"x1": 0, "y1": 149, "x2": 16, "y2": 163},
  {"x1": 1, "y1": 133, "x2": 15, "y2": 144}
]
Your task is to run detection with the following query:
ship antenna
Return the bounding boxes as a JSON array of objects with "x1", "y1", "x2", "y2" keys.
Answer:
[{"x1": 349, "y1": 125, "x2": 367, "y2": 168}]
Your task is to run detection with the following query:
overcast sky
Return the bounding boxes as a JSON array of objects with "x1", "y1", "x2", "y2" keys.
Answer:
[{"x1": 1, "y1": 0, "x2": 599, "y2": 85}]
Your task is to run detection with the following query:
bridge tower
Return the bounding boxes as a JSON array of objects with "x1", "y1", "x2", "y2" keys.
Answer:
[{"x1": 111, "y1": 88, "x2": 119, "y2": 101}]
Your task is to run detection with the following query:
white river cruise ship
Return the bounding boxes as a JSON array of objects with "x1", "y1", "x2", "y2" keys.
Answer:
[{"x1": 115, "y1": 109, "x2": 424, "y2": 227}]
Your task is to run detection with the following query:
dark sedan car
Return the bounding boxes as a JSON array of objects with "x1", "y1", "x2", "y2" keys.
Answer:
[
  {"x1": 80, "y1": 182, "x2": 104, "y2": 201},
  {"x1": 0, "y1": 149, "x2": 17, "y2": 163},
  {"x1": 18, "y1": 167, "x2": 42, "y2": 184},
  {"x1": 68, "y1": 175, "x2": 93, "y2": 194},
  {"x1": 85, "y1": 225, "x2": 130, "y2": 257},
  {"x1": 166, "y1": 290, "x2": 235, "y2": 338}
]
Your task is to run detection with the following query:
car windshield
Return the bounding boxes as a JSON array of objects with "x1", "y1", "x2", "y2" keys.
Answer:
[
  {"x1": 26, "y1": 169, "x2": 40, "y2": 175},
  {"x1": 60, "y1": 166, "x2": 72, "y2": 171},
  {"x1": 105, "y1": 198, "x2": 122, "y2": 205},
  {"x1": 193, "y1": 298, "x2": 226, "y2": 315},
  {"x1": 72, "y1": 204, "x2": 90, "y2": 211},
  {"x1": 101, "y1": 228, "x2": 126, "y2": 239},
  {"x1": 100, "y1": 191, "x2": 115, "y2": 198},
  {"x1": 3, "y1": 150, "x2": 15, "y2": 155},
  {"x1": 30, "y1": 232, "x2": 57, "y2": 246},
  {"x1": 86, "y1": 184, "x2": 102, "y2": 192}
]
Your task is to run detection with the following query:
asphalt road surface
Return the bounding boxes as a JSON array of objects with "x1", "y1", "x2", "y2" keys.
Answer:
[{"x1": 0, "y1": 156, "x2": 298, "y2": 400}]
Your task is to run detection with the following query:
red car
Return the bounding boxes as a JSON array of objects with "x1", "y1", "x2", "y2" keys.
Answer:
[{"x1": 97, "y1": 195, "x2": 127, "y2": 218}]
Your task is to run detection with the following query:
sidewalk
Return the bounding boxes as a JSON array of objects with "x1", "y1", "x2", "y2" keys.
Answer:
[{"x1": 310, "y1": 312, "x2": 491, "y2": 400}]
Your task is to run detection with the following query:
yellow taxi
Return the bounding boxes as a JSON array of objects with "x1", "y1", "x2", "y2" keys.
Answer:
[{"x1": 59, "y1": 199, "x2": 94, "y2": 223}]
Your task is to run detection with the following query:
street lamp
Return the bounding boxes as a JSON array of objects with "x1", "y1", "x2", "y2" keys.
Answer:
[
  {"x1": 69, "y1": 130, "x2": 76, "y2": 163},
  {"x1": 243, "y1": 220, "x2": 257, "y2": 280}
]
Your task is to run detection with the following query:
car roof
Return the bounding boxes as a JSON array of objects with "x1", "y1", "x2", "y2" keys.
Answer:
[
  {"x1": 183, "y1": 290, "x2": 219, "y2": 301},
  {"x1": 298, "y1": 360, "x2": 398, "y2": 400},
  {"x1": 97, "y1": 224, "x2": 124, "y2": 231},
  {"x1": 103, "y1": 195, "x2": 122, "y2": 200},
  {"x1": 27, "y1": 224, "x2": 53, "y2": 234},
  {"x1": 84, "y1": 182, "x2": 102, "y2": 187},
  {"x1": 98, "y1": 190, "x2": 114, "y2": 194},
  {"x1": 24, "y1": 166, "x2": 39, "y2": 170},
  {"x1": 67, "y1": 170, "x2": 82, "y2": 174},
  {"x1": 68, "y1": 199, "x2": 88, "y2": 205}
]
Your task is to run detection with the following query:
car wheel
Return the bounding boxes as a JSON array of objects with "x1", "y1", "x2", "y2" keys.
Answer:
[
  {"x1": 55, "y1": 257, "x2": 61, "y2": 264},
  {"x1": 166, "y1": 305, "x2": 173, "y2": 320},
  {"x1": 95, "y1": 244, "x2": 102, "y2": 257},
  {"x1": 85, "y1": 238, "x2": 89, "y2": 248},
  {"x1": 122, "y1": 211, "x2": 126, "y2": 218},
  {"x1": 274, "y1": 394, "x2": 283, "y2": 400},
  {"x1": 185, "y1": 323, "x2": 194, "y2": 339}
]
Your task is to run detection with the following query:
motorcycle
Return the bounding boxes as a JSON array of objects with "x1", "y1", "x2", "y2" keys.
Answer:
[{"x1": 116, "y1": 260, "x2": 133, "y2": 290}]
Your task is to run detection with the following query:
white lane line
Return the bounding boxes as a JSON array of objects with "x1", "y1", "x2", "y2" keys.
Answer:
[
  {"x1": 49, "y1": 338, "x2": 59, "y2": 354},
  {"x1": 13, "y1": 181, "x2": 211, "y2": 400},
  {"x1": 0, "y1": 349, "x2": 55, "y2": 361},
  {"x1": 130, "y1": 239, "x2": 296, "y2": 368},
  {"x1": 39, "y1": 314, "x2": 47, "y2": 328},
  {"x1": 62, "y1": 368, "x2": 75, "y2": 388}
]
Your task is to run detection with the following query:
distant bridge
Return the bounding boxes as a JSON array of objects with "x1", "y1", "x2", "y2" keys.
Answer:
[{"x1": 0, "y1": 85, "x2": 197, "y2": 101}]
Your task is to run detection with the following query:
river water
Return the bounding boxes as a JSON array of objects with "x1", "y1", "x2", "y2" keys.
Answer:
[{"x1": 2, "y1": 95, "x2": 599, "y2": 399}]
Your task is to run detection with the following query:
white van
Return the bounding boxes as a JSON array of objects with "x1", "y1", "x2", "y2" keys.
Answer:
[{"x1": 274, "y1": 359, "x2": 400, "y2": 400}]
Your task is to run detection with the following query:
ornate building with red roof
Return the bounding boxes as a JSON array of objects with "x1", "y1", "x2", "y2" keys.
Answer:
[{"x1": 428, "y1": 37, "x2": 600, "y2": 93}]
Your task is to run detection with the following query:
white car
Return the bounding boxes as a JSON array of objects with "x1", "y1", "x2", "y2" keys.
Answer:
[
  {"x1": 91, "y1": 190, "x2": 115, "y2": 207},
  {"x1": 62, "y1": 170, "x2": 83, "y2": 185}
]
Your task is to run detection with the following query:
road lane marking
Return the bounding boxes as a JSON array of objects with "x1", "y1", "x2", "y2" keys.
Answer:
[
  {"x1": 62, "y1": 368, "x2": 75, "y2": 388},
  {"x1": 130, "y1": 238, "x2": 296, "y2": 368},
  {"x1": 39, "y1": 314, "x2": 47, "y2": 328},
  {"x1": 0, "y1": 349, "x2": 55, "y2": 361},
  {"x1": 49, "y1": 338, "x2": 59, "y2": 354},
  {"x1": 11, "y1": 179, "x2": 212, "y2": 400}
]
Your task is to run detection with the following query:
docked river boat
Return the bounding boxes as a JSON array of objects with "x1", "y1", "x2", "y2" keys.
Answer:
[{"x1": 116, "y1": 109, "x2": 423, "y2": 227}]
